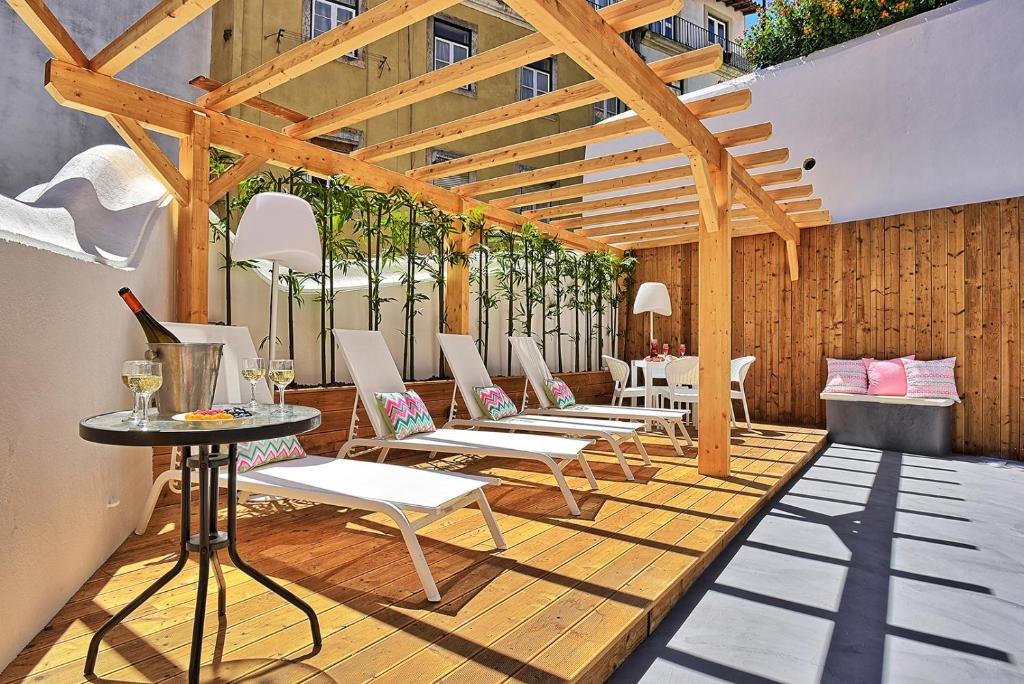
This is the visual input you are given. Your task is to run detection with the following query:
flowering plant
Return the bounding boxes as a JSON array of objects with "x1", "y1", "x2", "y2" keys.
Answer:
[{"x1": 742, "y1": 0, "x2": 955, "y2": 68}]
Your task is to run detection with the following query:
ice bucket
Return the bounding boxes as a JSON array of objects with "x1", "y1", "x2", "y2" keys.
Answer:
[{"x1": 146, "y1": 342, "x2": 224, "y2": 417}]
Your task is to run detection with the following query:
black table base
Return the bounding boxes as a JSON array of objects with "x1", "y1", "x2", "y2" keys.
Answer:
[{"x1": 83, "y1": 444, "x2": 321, "y2": 682}]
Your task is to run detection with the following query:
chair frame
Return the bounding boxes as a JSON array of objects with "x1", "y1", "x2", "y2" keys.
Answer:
[
  {"x1": 334, "y1": 329, "x2": 600, "y2": 517},
  {"x1": 439, "y1": 334, "x2": 652, "y2": 481}
]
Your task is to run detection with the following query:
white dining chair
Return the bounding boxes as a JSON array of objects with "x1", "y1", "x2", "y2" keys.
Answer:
[
  {"x1": 731, "y1": 356, "x2": 756, "y2": 430},
  {"x1": 659, "y1": 357, "x2": 700, "y2": 423},
  {"x1": 603, "y1": 355, "x2": 646, "y2": 406}
]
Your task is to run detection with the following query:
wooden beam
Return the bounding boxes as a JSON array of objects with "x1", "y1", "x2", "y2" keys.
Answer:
[
  {"x1": 105, "y1": 114, "x2": 189, "y2": 204},
  {"x1": 189, "y1": 76, "x2": 306, "y2": 124},
  {"x1": 409, "y1": 90, "x2": 751, "y2": 181},
  {"x1": 560, "y1": 199, "x2": 700, "y2": 231},
  {"x1": 732, "y1": 162, "x2": 801, "y2": 245},
  {"x1": 523, "y1": 167, "x2": 801, "y2": 220},
  {"x1": 6, "y1": 0, "x2": 87, "y2": 66},
  {"x1": 786, "y1": 239, "x2": 800, "y2": 281},
  {"x1": 352, "y1": 46, "x2": 729, "y2": 164},
  {"x1": 199, "y1": 0, "x2": 463, "y2": 112},
  {"x1": 505, "y1": 0, "x2": 799, "y2": 248},
  {"x1": 42, "y1": 60, "x2": 617, "y2": 254},
  {"x1": 91, "y1": 0, "x2": 220, "y2": 76},
  {"x1": 691, "y1": 154, "x2": 719, "y2": 232},
  {"x1": 492, "y1": 147, "x2": 789, "y2": 210},
  {"x1": 454, "y1": 123, "x2": 773, "y2": 197},
  {"x1": 608, "y1": 211, "x2": 832, "y2": 250},
  {"x1": 208, "y1": 153, "x2": 266, "y2": 202},
  {"x1": 505, "y1": 0, "x2": 722, "y2": 166},
  {"x1": 176, "y1": 111, "x2": 210, "y2": 323},
  {"x1": 444, "y1": 201, "x2": 471, "y2": 337},
  {"x1": 697, "y1": 152, "x2": 733, "y2": 477},
  {"x1": 284, "y1": 0, "x2": 682, "y2": 140}
]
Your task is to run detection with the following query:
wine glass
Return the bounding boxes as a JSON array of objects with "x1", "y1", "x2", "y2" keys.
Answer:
[
  {"x1": 121, "y1": 360, "x2": 146, "y2": 424},
  {"x1": 123, "y1": 360, "x2": 162, "y2": 429},
  {"x1": 240, "y1": 357, "x2": 267, "y2": 412},
  {"x1": 268, "y1": 359, "x2": 295, "y2": 416}
]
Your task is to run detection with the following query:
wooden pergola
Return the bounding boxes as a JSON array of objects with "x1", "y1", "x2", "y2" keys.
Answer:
[{"x1": 9, "y1": 0, "x2": 830, "y2": 477}]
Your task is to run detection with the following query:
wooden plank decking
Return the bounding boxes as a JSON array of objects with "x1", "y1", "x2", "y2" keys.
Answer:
[{"x1": 3, "y1": 424, "x2": 825, "y2": 683}]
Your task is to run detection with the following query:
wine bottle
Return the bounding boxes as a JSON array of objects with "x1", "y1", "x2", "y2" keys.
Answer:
[{"x1": 118, "y1": 287, "x2": 181, "y2": 344}]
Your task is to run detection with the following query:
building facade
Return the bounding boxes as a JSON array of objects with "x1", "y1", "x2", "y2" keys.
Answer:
[{"x1": 208, "y1": 0, "x2": 758, "y2": 196}]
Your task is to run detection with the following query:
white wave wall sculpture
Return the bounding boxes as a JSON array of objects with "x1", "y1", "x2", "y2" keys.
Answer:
[{"x1": 0, "y1": 144, "x2": 173, "y2": 269}]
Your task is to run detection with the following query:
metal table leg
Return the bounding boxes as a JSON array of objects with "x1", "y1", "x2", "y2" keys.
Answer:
[
  {"x1": 226, "y1": 443, "x2": 322, "y2": 650},
  {"x1": 84, "y1": 441, "x2": 320, "y2": 683},
  {"x1": 84, "y1": 448, "x2": 193, "y2": 678}
]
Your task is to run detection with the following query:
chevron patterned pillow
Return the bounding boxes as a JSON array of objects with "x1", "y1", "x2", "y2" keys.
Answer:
[
  {"x1": 544, "y1": 378, "x2": 576, "y2": 408},
  {"x1": 474, "y1": 385, "x2": 518, "y2": 420},
  {"x1": 236, "y1": 435, "x2": 305, "y2": 473},
  {"x1": 904, "y1": 358, "x2": 960, "y2": 401},
  {"x1": 375, "y1": 390, "x2": 437, "y2": 439}
]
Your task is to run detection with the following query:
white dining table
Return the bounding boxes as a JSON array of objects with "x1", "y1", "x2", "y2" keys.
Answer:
[{"x1": 631, "y1": 357, "x2": 697, "y2": 406}]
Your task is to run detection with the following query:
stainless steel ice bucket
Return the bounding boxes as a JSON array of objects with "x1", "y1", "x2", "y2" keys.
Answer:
[{"x1": 146, "y1": 342, "x2": 224, "y2": 417}]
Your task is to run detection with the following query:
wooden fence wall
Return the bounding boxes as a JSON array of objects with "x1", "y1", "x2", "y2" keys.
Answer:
[{"x1": 624, "y1": 195, "x2": 1023, "y2": 459}]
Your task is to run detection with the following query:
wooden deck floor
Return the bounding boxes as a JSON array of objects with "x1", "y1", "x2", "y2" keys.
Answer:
[{"x1": 3, "y1": 424, "x2": 825, "y2": 684}]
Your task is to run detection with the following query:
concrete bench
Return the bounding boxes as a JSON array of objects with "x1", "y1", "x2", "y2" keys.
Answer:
[{"x1": 821, "y1": 393, "x2": 956, "y2": 456}]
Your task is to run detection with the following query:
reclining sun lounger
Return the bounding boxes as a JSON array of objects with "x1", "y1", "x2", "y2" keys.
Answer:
[
  {"x1": 438, "y1": 333, "x2": 651, "y2": 481},
  {"x1": 334, "y1": 329, "x2": 598, "y2": 516},
  {"x1": 136, "y1": 323, "x2": 505, "y2": 602},
  {"x1": 509, "y1": 336, "x2": 694, "y2": 455}
]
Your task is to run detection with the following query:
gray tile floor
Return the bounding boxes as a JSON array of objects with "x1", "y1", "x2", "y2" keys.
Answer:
[{"x1": 612, "y1": 443, "x2": 1024, "y2": 684}]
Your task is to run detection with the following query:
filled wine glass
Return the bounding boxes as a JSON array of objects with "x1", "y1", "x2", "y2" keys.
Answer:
[
  {"x1": 121, "y1": 360, "x2": 146, "y2": 424},
  {"x1": 240, "y1": 357, "x2": 267, "y2": 412},
  {"x1": 267, "y1": 359, "x2": 295, "y2": 416},
  {"x1": 123, "y1": 360, "x2": 162, "y2": 429}
]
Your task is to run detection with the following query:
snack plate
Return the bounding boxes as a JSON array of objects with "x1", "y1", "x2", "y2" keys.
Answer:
[{"x1": 172, "y1": 411, "x2": 253, "y2": 429}]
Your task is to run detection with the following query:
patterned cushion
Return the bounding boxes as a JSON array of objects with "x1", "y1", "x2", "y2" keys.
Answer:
[
  {"x1": 823, "y1": 358, "x2": 868, "y2": 394},
  {"x1": 375, "y1": 390, "x2": 436, "y2": 439},
  {"x1": 474, "y1": 385, "x2": 518, "y2": 420},
  {"x1": 544, "y1": 378, "x2": 577, "y2": 408},
  {"x1": 904, "y1": 358, "x2": 960, "y2": 401},
  {"x1": 236, "y1": 435, "x2": 305, "y2": 473}
]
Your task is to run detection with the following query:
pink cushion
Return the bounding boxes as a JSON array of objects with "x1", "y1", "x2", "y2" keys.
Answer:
[
  {"x1": 864, "y1": 355, "x2": 915, "y2": 396},
  {"x1": 904, "y1": 358, "x2": 960, "y2": 401},
  {"x1": 823, "y1": 358, "x2": 868, "y2": 394}
]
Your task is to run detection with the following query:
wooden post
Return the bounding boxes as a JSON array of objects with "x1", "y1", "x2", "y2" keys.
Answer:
[
  {"x1": 175, "y1": 110, "x2": 211, "y2": 323},
  {"x1": 697, "y1": 153, "x2": 733, "y2": 477},
  {"x1": 445, "y1": 203, "x2": 471, "y2": 336}
]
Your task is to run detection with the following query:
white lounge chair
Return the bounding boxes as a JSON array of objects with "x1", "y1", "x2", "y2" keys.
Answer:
[
  {"x1": 334, "y1": 329, "x2": 598, "y2": 516},
  {"x1": 136, "y1": 323, "x2": 506, "y2": 602},
  {"x1": 510, "y1": 336, "x2": 694, "y2": 455},
  {"x1": 438, "y1": 333, "x2": 651, "y2": 481}
]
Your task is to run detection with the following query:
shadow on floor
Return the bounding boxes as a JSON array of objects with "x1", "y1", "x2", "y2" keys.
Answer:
[{"x1": 611, "y1": 444, "x2": 1024, "y2": 684}]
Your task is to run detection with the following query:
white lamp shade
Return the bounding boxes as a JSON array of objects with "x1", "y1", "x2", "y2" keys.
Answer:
[
  {"x1": 233, "y1": 192, "x2": 322, "y2": 273},
  {"x1": 633, "y1": 282, "x2": 672, "y2": 316}
]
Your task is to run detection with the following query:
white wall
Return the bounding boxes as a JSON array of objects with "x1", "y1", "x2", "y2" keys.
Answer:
[
  {"x1": 586, "y1": 0, "x2": 1024, "y2": 224},
  {"x1": 0, "y1": 220, "x2": 175, "y2": 670},
  {"x1": 0, "y1": 3, "x2": 211, "y2": 670},
  {"x1": 0, "y1": 0, "x2": 212, "y2": 197}
]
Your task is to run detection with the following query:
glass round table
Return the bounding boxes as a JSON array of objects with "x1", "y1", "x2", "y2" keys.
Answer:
[{"x1": 78, "y1": 405, "x2": 321, "y2": 683}]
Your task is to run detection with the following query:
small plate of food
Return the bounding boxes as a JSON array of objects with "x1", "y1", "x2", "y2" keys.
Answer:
[{"x1": 173, "y1": 407, "x2": 254, "y2": 429}]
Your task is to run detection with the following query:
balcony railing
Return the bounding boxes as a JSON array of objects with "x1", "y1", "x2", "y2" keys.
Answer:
[{"x1": 648, "y1": 16, "x2": 753, "y2": 73}]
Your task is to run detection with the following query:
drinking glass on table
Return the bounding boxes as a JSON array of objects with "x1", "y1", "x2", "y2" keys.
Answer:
[
  {"x1": 268, "y1": 359, "x2": 295, "y2": 416},
  {"x1": 122, "y1": 360, "x2": 162, "y2": 429},
  {"x1": 240, "y1": 357, "x2": 267, "y2": 412}
]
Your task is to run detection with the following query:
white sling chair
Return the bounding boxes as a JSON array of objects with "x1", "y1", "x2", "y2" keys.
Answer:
[
  {"x1": 334, "y1": 329, "x2": 597, "y2": 516},
  {"x1": 509, "y1": 336, "x2": 694, "y2": 455},
  {"x1": 135, "y1": 323, "x2": 505, "y2": 602},
  {"x1": 438, "y1": 333, "x2": 651, "y2": 481}
]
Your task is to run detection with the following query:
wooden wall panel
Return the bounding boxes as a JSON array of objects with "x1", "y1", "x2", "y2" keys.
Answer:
[{"x1": 623, "y1": 196, "x2": 1024, "y2": 460}]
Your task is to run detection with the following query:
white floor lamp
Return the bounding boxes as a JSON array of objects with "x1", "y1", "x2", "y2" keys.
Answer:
[
  {"x1": 633, "y1": 282, "x2": 672, "y2": 350},
  {"x1": 233, "y1": 192, "x2": 322, "y2": 362}
]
